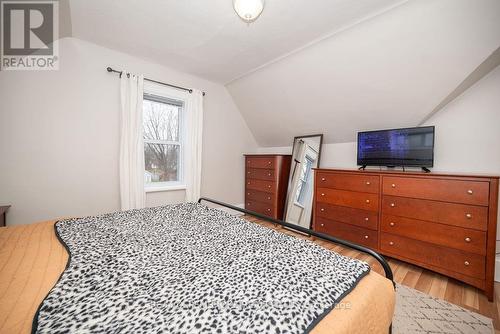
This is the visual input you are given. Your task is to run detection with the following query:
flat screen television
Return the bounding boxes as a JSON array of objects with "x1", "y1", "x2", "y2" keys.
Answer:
[{"x1": 357, "y1": 126, "x2": 435, "y2": 168}]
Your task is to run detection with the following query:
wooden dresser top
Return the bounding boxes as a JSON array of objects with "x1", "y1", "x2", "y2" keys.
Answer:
[{"x1": 314, "y1": 168, "x2": 499, "y2": 180}]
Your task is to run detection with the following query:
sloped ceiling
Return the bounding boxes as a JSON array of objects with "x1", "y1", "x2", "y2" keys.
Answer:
[
  {"x1": 226, "y1": 0, "x2": 500, "y2": 146},
  {"x1": 68, "y1": 0, "x2": 404, "y2": 83}
]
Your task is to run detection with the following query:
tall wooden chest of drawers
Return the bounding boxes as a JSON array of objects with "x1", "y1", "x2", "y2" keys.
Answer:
[
  {"x1": 313, "y1": 169, "x2": 499, "y2": 300},
  {"x1": 244, "y1": 154, "x2": 292, "y2": 220}
]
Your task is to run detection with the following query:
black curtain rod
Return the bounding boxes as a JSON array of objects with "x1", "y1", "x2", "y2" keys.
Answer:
[{"x1": 106, "y1": 67, "x2": 205, "y2": 96}]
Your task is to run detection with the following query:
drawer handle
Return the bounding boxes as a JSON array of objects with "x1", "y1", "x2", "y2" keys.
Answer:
[
  {"x1": 390, "y1": 222, "x2": 395, "y2": 227},
  {"x1": 365, "y1": 199, "x2": 370, "y2": 204},
  {"x1": 391, "y1": 183, "x2": 396, "y2": 188},
  {"x1": 320, "y1": 208, "x2": 325, "y2": 212},
  {"x1": 389, "y1": 241, "x2": 394, "y2": 246},
  {"x1": 267, "y1": 197, "x2": 271, "y2": 200},
  {"x1": 247, "y1": 192, "x2": 250, "y2": 195},
  {"x1": 247, "y1": 203, "x2": 250, "y2": 206},
  {"x1": 467, "y1": 189, "x2": 473, "y2": 195},
  {"x1": 364, "y1": 217, "x2": 369, "y2": 221},
  {"x1": 267, "y1": 161, "x2": 272, "y2": 165},
  {"x1": 321, "y1": 193, "x2": 325, "y2": 196},
  {"x1": 268, "y1": 173, "x2": 272, "y2": 176},
  {"x1": 465, "y1": 237, "x2": 471, "y2": 243},
  {"x1": 267, "y1": 209, "x2": 271, "y2": 212},
  {"x1": 464, "y1": 261, "x2": 470, "y2": 266},
  {"x1": 268, "y1": 185, "x2": 271, "y2": 188},
  {"x1": 321, "y1": 177, "x2": 326, "y2": 181},
  {"x1": 247, "y1": 171, "x2": 251, "y2": 174},
  {"x1": 364, "y1": 235, "x2": 369, "y2": 239},
  {"x1": 466, "y1": 213, "x2": 472, "y2": 219},
  {"x1": 247, "y1": 182, "x2": 250, "y2": 185},
  {"x1": 366, "y1": 181, "x2": 371, "y2": 186},
  {"x1": 390, "y1": 203, "x2": 395, "y2": 207},
  {"x1": 320, "y1": 223, "x2": 324, "y2": 227}
]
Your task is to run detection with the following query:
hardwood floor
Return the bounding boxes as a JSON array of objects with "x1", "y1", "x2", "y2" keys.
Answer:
[{"x1": 243, "y1": 215, "x2": 500, "y2": 333}]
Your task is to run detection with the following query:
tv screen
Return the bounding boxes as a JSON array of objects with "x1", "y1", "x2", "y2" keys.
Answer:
[{"x1": 357, "y1": 126, "x2": 435, "y2": 167}]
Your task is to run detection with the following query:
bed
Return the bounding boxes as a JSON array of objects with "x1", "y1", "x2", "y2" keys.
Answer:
[{"x1": 0, "y1": 198, "x2": 395, "y2": 334}]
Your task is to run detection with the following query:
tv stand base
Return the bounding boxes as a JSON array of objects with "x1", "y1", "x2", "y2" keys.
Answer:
[{"x1": 421, "y1": 167, "x2": 431, "y2": 173}]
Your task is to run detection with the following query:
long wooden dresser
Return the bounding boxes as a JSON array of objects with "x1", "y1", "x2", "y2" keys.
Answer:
[
  {"x1": 313, "y1": 168, "x2": 499, "y2": 300},
  {"x1": 244, "y1": 154, "x2": 292, "y2": 220}
]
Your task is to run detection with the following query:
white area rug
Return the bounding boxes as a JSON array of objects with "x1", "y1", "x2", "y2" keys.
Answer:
[{"x1": 394, "y1": 284, "x2": 493, "y2": 334}]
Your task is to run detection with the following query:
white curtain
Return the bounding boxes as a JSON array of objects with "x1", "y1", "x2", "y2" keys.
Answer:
[
  {"x1": 184, "y1": 90, "x2": 204, "y2": 202},
  {"x1": 119, "y1": 73, "x2": 146, "y2": 210}
]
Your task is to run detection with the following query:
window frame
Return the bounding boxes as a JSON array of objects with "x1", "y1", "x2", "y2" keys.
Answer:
[{"x1": 143, "y1": 82, "x2": 188, "y2": 192}]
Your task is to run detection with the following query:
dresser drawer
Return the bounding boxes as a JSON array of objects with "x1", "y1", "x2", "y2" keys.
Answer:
[
  {"x1": 381, "y1": 214, "x2": 486, "y2": 255},
  {"x1": 316, "y1": 172, "x2": 379, "y2": 194},
  {"x1": 382, "y1": 196, "x2": 488, "y2": 231},
  {"x1": 246, "y1": 168, "x2": 275, "y2": 181},
  {"x1": 316, "y1": 217, "x2": 378, "y2": 249},
  {"x1": 246, "y1": 179, "x2": 276, "y2": 193},
  {"x1": 382, "y1": 176, "x2": 490, "y2": 206},
  {"x1": 245, "y1": 200, "x2": 275, "y2": 217},
  {"x1": 381, "y1": 233, "x2": 485, "y2": 279},
  {"x1": 316, "y1": 188, "x2": 379, "y2": 211},
  {"x1": 246, "y1": 157, "x2": 275, "y2": 169},
  {"x1": 246, "y1": 190, "x2": 274, "y2": 204},
  {"x1": 316, "y1": 203, "x2": 378, "y2": 230}
]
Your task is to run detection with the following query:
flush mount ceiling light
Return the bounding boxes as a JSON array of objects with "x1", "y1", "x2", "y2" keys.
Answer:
[{"x1": 233, "y1": 0, "x2": 265, "y2": 23}]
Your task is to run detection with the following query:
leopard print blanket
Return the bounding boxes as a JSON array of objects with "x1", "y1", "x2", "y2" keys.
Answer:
[{"x1": 33, "y1": 203, "x2": 370, "y2": 334}]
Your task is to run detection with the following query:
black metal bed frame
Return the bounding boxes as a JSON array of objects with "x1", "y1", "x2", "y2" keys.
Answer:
[{"x1": 199, "y1": 197, "x2": 395, "y2": 333}]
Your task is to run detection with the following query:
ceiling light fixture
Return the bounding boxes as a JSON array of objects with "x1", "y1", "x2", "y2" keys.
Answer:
[{"x1": 233, "y1": 0, "x2": 265, "y2": 24}]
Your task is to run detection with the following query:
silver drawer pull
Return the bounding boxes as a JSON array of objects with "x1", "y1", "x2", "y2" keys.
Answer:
[
  {"x1": 390, "y1": 203, "x2": 395, "y2": 207},
  {"x1": 390, "y1": 222, "x2": 395, "y2": 227},
  {"x1": 267, "y1": 197, "x2": 271, "y2": 200},
  {"x1": 247, "y1": 182, "x2": 250, "y2": 185},
  {"x1": 465, "y1": 237, "x2": 471, "y2": 243},
  {"x1": 467, "y1": 189, "x2": 473, "y2": 195},
  {"x1": 389, "y1": 241, "x2": 394, "y2": 246},
  {"x1": 267, "y1": 161, "x2": 272, "y2": 165},
  {"x1": 391, "y1": 183, "x2": 396, "y2": 188},
  {"x1": 247, "y1": 203, "x2": 250, "y2": 206},
  {"x1": 364, "y1": 235, "x2": 369, "y2": 239},
  {"x1": 366, "y1": 181, "x2": 371, "y2": 185},
  {"x1": 320, "y1": 223, "x2": 324, "y2": 227},
  {"x1": 247, "y1": 193, "x2": 250, "y2": 195},
  {"x1": 321, "y1": 177, "x2": 326, "y2": 181},
  {"x1": 320, "y1": 208, "x2": 325, "y2": 212},
  {"x1": 466, "y1": 213, "x2": 472, "y2": 219},
  {"x1": 267, "y1": 208, "x2": 271, "y2": 212},
  {"x1": 464, "y1": 261, "x2": 470, "y2": 266},
  {"x1": 364, "y1": 217, "x2": 369, "y2": 221},
  {"x1": 365, "y1": 199, "x2": 370, "y2": 204},
  {"x1": 247, "y1": 171, "x2": 250, "y2": 174},
  {"x1": 321, "y1": 193, "x2": 325, "y2": 196},
  {"x1": 268, "y1": 185, "x2": 271, "y2": 188},
  {"x1": 268, "y1": 173, "x2": 271, "y2": 176}
]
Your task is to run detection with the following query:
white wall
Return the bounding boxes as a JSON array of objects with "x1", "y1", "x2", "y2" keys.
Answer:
[{"x1": 0, "y1": 38, "x2": 257, "y2": 226}]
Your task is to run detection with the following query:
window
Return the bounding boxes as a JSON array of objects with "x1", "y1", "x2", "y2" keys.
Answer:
[
  {"x1": 295, "y1": 155, "x2": 314, "y2": 205},
  {"x1": 143, "y1": 92, "x2": 185, "y2": 190}
]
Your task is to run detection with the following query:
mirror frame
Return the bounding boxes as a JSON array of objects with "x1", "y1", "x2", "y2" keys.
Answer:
[{"x1": 283, "y1": 134, "x2": 324, "y2": 230}]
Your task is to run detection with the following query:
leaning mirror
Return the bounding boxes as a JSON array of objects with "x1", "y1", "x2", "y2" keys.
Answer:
[{"x1": 284, "y1": 134, "x2": 323, "y2": 229}]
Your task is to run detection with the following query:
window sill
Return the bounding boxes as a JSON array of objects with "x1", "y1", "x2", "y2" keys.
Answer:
[{"x1": 145, "y1": 185, "x2": 187, "y2": 193}]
